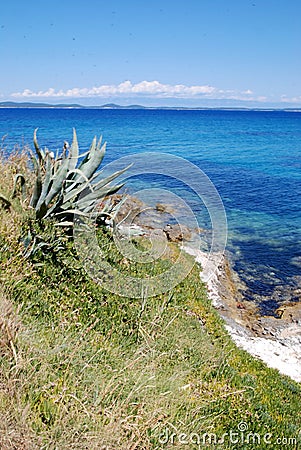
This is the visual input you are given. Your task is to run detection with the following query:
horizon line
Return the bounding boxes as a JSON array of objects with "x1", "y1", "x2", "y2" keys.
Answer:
[{"x1": 1, "y1": 100, "x2": 301, "y2": 112}]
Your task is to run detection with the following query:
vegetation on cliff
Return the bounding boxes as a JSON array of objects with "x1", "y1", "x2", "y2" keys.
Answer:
[{"x1": 0, "y1": 143, "x2": 300, "y2": 449}]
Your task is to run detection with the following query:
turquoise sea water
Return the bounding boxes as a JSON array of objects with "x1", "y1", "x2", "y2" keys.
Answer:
[{"x1": 1, "y1": 108, "x2": 300, "y2": 314}]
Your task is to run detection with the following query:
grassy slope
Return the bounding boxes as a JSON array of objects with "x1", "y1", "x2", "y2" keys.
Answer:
[{"x1": 0, "y1": 153, "x2": 300, "y2": 449}]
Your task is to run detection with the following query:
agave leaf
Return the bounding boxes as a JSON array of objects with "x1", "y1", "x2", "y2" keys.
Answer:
[
  {"x1": 91, "y1": 164, "x2": 132, "y2": 192},
  {"x1": 28, "y1": 128, "x2": 130, "y2": 224},
  {"x1": 35, "y1": 153, "x2": 53, "y2": 211},
  {"x1": 96, "y1": 135, "x2": 103, "y2": 152},
  {"x1": 21, "y1": 230, "x2": 33, "y2": 249},
  {"x1": 29, "y1": 155, "x2": 42, "y2": 208},
  {"x1": 76, "y1": 148, "x2": 91, "y2": 162},
  {"x1": 63, "y1": 168, "x2": 97, "y2": 198},
  {"x1": 77, "y1": 136, "x2": 97, "y2": 172},
  {"x1": 77, "y1": 138, "x2": 106, "y2": 180},
  {"x1": 36, "y1": 202, "x2": 48, "y2": 219},
  {"x1": 44, "y1": 130, "x2": 84, "y2": 206},
  {"x1": 82, "y1": 204, "x2": 103, "y2": 214},
  {"x1": 23, "y1": 235, "x2": 37, "y2": 259},
  {"x1": 62, "y1": 182, "x2": 94, "y2": 209},
  {"x1": 69, "y1": 166, "x2": 128, "y2": 210},
  {"x1": 57, "y1": 173, "x2": 94, "y2": 212},
  {"x1": 110, "y1": 194, "x2": 128, "y2": 221},
  {"x1": 76, "y1": 183, "x2": 125, "y2": 211},
  {"x1": 53, "y1": 155, "x2": 63, "y2": 173},
  {"x1": 69, "y1": 147, "x2": 93, "y2": 177},
  {"x1": 70, "y1": 136, "x2": 97, "y2": 184},
  {"x1": 67, "y1": 168, "x2": 90, "y2": 184},
  {"x1": 44, "y1": 155, "x2": 71, "y2": 206},
  {"x1": 64, "y1": 170, "x2": 102, "y2": 198},
  {"x1": 94, "y1": 182, "x2": 125, "y2": 198},
  {"x1": 68, "y1": 128, "x2": 79, "y2": 172},
  {"x1": 53, "y1": 208, "x2": 92, "y2": 217},
  {"x1": 76, "y1": 198, "x2": 99, "y2": 213},
  {"x1": 43, "y1": 192, "x2": 64, "y2": 218},
  {"x1": 97, "y1": 198, "x2": 115, "y2": 214},
  {"x1": 12, "y1": 173, "x2": 26, "y2": 199},
  {"x1": 25, "y1": 241, "x2": 51, "y2": 258},
  {"x1": 54, "y1": 221, "x2": 75, "y2": 227},
  {"x1": 0, "y1": 193, "x2": 11, "y2": 208},
  {"x1": 33, "y1": 128, "x2": 45, "y2": 163}
]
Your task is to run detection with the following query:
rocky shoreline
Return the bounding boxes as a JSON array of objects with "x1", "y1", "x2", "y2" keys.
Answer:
[
  {"x1": 183, "y1": 245, "x2": 301, "y2": 382},
  {"x1": 114, "y1": 194, "x2": 301, "y2": 382}
]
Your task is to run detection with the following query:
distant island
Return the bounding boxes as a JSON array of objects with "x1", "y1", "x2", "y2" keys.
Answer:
[
  {"x1": 0, "y1": 101, "x2": 301, "y2": 112},
  {"x1": 0, "y1": 101, "x2": 146, "y2": 109}
]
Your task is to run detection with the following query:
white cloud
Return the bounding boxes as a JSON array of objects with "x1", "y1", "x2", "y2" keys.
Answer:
[
  {"x1": 280, "y1": 95, "x2": 301, "y2": 104},
  {"x1": 11, "y1": 80, "x2": 219, "y2": 99},
  {"x1": 10, "y1": 81, "x2": 282, "y2": 104}
]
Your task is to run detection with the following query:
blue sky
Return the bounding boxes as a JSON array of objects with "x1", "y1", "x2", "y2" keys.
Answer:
[{"x1": 1, "y1": 0, "x2": 301, "y2": 107}]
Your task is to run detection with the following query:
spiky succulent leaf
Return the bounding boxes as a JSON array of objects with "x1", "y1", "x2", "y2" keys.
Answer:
[
  {"x1": 30, "y1": 154, "x2": 42, "y2": 208},
  {"x1": 44, "y1": 154, "x2": 70, "y2": 206},
  {"x1": 0, "y1": 193, "x2": 11, "y2": 208},
  {"x1": 77, "y1": 137, "x2": 106, "y2": 180},
  {"x1": 62, "y1": 169, "x2": 97, "y2": 203},
  {"x1": 12, "y1": 173, "x2": 26, "y2": 199},
  {"x1": 33, "y1": 128, "x2": 45, "y2": 163},
  {"x1": 92, "y1": 164, "x2": 132, "y2": 192},
  {"x1": 68, "y1": 129, "x2": 79, "y2": 172},
  {"x1": 35, "y1": 153, "x2": 53, "y2": 211},
  {"x1": 29, "y1": 129, "x2": 128, "y2": 225},
  {"x1": 76, "y1": 183, "x2": 125, "y2": 211},
  {"x1": 76, "y1": 136, "x2": 97, "y2": 172}
]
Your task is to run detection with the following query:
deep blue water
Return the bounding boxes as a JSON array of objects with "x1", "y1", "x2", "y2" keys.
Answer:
[{"x1": 1, "y1": 108, "x2": 301, "y2": 313}]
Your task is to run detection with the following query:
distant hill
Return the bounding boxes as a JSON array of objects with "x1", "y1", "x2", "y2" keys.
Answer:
[
  {"x1": 0, "y1": 101, "x2": 146, "y2": 109},
  {"x1": 0, "y1": 101, "x2": 300, "y2": 112},
  {"x1": 99, "y1": 103, "x2": 146, "y2": 109},
  {"x1": 0, "y1": 101, "x2": 83, "y2": 108}
]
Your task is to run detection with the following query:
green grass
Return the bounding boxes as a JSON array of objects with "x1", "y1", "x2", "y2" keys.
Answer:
[{"x1": 0, "y1": 152, "x2": 301, "y2": 449}]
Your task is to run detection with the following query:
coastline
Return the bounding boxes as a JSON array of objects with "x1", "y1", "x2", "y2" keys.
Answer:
[
  {"x1": 115, "y1": 194, "x2": 301, "y2": 382},
  {"x1": 1, "y1": 102, "x2": 301, "y2": 112},
  {"x1": 183, "y1": 246, "x2": 301, "y2": 383}
]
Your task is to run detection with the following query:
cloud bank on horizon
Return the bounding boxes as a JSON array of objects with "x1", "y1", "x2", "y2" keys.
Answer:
[
  {"x1": 10, "y1": 80, "x2": 264, "y2": 103},
  {"x1": 8, "y1": 80, "x2": 300, "y2": 106}
]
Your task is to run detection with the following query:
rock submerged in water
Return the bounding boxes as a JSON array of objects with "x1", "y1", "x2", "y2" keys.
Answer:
[
  {"x1": 111, "y1": 194, "x2": 194, "y2": 243},
  {"x1": 155, "y1": 203, "x2": 175, "y2": 214},
  {"x1": 111, "y1": 194, "x2": 146, "y2": 222},
  {"x1": 163, "y1": 224, "x2": 192, "y2": 243}
]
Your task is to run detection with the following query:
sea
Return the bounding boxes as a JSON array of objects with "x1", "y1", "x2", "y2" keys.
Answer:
[{"x1": 1, "y1": 107, "x2": 301, "y2": 314}]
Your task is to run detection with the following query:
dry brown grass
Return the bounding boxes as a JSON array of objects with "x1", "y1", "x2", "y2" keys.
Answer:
[
  {"x1": 0, "y1": 290, "x2": 20, "y2": 361},
  {"x1": 0, "y1": 149, "x2": 33, "y2": 250},
  {"x1": 0, "y1": 146, "x2": 31, "y2": 192},
  {"x1": 0, "y1": 288, "x2": 41, "y2": 450}
]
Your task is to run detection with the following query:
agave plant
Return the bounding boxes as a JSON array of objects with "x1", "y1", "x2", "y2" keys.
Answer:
[
  {"x1": 0, "y1": 173, "x2": 26, "y2": 209},
  {"x1": 29, "y1": 128, "x2": 130, "y2": 226}
]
